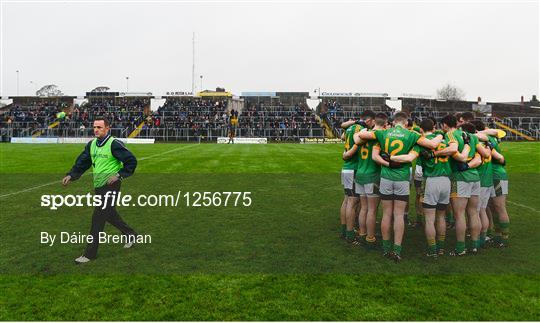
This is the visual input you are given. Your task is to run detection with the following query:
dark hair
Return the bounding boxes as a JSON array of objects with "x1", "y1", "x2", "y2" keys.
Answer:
[
  {"x1": 420, "y1": 119, "x2": 434, "y2": 132},
  {"x1": 470, "y1": 120, "x2": 486, "y2": 132},
  {"x1": 407, "y1": 119, "x2": 413, "y2": 128},
  {"x1": 461, "y1": 122, "x2": 477, "y2": 134},
  {"x1": 374, "y1": 112, "x2": 388, "y2": 126},
  {"x1": 94, "y1": 117, "x2": 110, "y2": 127},
  {"x1": 460, "y1": 112, "x2": 474, "y2": 122},
  {"x1": 394, "y1": 112, "x2": 408, "y2": 123},
  {"x1": 361, "y1": 110, "x2": 376, "y2": 120},
  {"x1": 440, "y1": 114, "x2": 457, "y2": 128}
]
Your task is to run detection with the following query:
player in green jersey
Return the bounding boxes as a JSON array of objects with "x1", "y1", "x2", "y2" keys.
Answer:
[
  {"x1": 340, "y1": 122, "x2": 363, "y2": 241},
  {"x1": 359, "y1": 112, "x2": 443, "y2": 262},
  {"x1": 411, "y1": 122, "x2": 426, "y2": 228},
  {"x1": 470, "y1": 120, "x2": 497, "y2": 248},
  {"x1": 460, "y1": 122, "x2": 492, "y2": 253},
  {"x1": 413, "y1": 119, "x2": 456, "y2": 257},
  {"x1": 341, "y1": 111, "x2": 377, "y2": 242},
  {"x1": 438, "y1": 115, "x2": 482, "y2": 256},
  {"x1": 352, "y1": 112, "x2": 387, "y2": 248},
  {"x1": 487, "y1": 131, "x2": 510, "y2": 247}
]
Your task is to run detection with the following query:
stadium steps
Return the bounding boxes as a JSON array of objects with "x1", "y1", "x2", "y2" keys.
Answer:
[
  {"x1": 317, "y1": 115, "x2": 336, "y2": 139},
  {"x1": 494, "y1": 121, "x2": 536, "y2": 141},
  {"x1": 128, "y1": 121, "x2": 146, "y2": 138},
  {"x1": 32, "y1": 120, "x2": 60, "y2": 137},
  {"x1": 323, "y1": 121, "x2": 336, "y2": 138}
]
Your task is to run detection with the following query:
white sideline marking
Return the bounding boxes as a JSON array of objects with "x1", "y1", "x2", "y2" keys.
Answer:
[
  {"x1": 0, "y1": 180, "x2": 61, "y2": 198},
  {"x1": 507, "y1": 200, "x2": 540, "y2": 213},
  {"x1": 138, "y1": 145, "x2": 191, "y2": 161},
  {"x1": 0, "y1": 146, "x2": 191, "y2": 199}
]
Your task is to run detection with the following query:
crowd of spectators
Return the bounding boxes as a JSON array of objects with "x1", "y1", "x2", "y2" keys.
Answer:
[
  {"x1": 150, "y1": 98, "x2": 229, "y2": 133},
  {"x1": 1, "y1": 102, "x2": 66, "y2": 130},
  {"x1": 68, "y1": 99, "x2": 148, "y2": 131},
  {"x1": 317, "y1": 100, "x2": 395, "y2": 134},
  {"x1": 1, "y1": 97, "x2": 325, "y2": 140},
  {"x1": 241, "y1": 102, "x2": 320, "y2": 130}
]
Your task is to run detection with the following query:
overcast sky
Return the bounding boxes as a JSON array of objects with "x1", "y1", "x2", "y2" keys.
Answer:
[{"x1": 1, "y1": 0, "x2": 538, "y2": 101}]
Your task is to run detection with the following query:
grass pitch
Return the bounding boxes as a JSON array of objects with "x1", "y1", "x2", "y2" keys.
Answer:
[{"x1": 0, "y1": 142, "x2": 539, "y2": 320}]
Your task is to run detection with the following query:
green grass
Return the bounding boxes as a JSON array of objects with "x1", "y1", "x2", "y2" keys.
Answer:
[{"x1": 0, "y1": 142, "x2": 539, "y2": 320}]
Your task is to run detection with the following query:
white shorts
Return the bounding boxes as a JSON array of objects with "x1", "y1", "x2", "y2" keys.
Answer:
[
  {"x1": 451, "y1": 180, "x2": 481, "y2": 199},
  {"x1": 355, "y1": 182, "x2": 380, "y2": 197},
  {"x1": 493, "y1": 179, "x2": 509, "y2": 196},
  {"x1": 414, "y1": 165, "x2": 423, "y2": 181},
  {"x1": 341, "y1": 169, "x2": 356, "y2": 196},
  {"x1": 478, "y1": 186, "x2": 496, "y2": 209},
  {"x1": 380, "y1": 178, "x2": 410, "y2": 201},
  {"x1": 422, "y1": 176, "x2": 451, "y2": 209}
]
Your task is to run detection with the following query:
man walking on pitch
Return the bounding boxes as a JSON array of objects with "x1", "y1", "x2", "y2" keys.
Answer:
[{"x1": 62, "y1": 117, "x2": 138, "y2": 264}]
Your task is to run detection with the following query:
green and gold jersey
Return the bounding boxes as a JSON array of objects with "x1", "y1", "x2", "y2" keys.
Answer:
[
  {"x1": 417, "y1": 133, "x2": 452, "y2": 177},
  {"x1": 477, "y1": 135, "x2": 497, "y2": 187},
  {"x1": 355, "y1": 141, "x2": 381, "y2": 184},
  {"x1": 445, "y1": 129, "x2": 480, "y2": 182},
  {"x1": 374, "y1": 125, "x2": 422, "y2": 181},
  {"x1": 411, "y1": 122, "x2": 423, "y2": 169},
  {"x1": 415, "y1": 152, "x2": 423, "y2": 167},
  {"x1": 342, "y1": 124, "x2": 363, "y2": 170},
  {"x1": 491, "y1": 136, "x2": 508, "y2": 180}
]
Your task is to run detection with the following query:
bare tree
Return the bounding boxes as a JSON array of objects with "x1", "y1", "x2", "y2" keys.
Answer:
[
  {"x1": 36, "y1": 84, "x2": 64, "y2": 97},
  {"x1": 436, "y1": 84, "x2": 465, "y2": 101},
  {"x1": 91, "y1": 86, "x2": 110, "y2": 92}
]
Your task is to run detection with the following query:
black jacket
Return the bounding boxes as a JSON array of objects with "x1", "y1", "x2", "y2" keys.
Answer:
[{"x1": 67, "y1": 135, "x2": 137, "y2": 180}]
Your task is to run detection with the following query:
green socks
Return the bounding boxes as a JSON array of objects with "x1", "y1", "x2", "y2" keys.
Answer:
[
  {"x1": 383, "y1": 240, "x2": 392, "y2": 253},
  {"x1": 393, "y1": 244, "x2": 402, "y2": 256},
  {"x1": 471, "y1": 239, "x2": 480, "y2": 249},
  {"x1": 340, "y1": 224, "x2": 346, "y2": 237},
  {"x1": 456, "y1": 241, "x2": 466, "y2": 253},
  {"x1": 479, "y1": 232, "x2": 487, "y2": 247},
  {"x1": 427, "y1": 238, "x2": 436, "y2": 254},
  {"x1": 437, "y1": 235, "x2": 446, "y2": 251},
  {"x1": 499, "y1": 221, "x2": 510, "y2": 243}
]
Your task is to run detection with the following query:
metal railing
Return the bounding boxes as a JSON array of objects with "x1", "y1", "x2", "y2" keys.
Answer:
[{"x1": 1, "y1": 126, "x2": 325, "y2": 142}]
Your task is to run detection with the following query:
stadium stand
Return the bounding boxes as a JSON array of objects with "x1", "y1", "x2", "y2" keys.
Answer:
[
  {"x1": 141, "y1": 97, "x2": 230, "y2": 142},
  {"x1": 402, "y1": 97, "x2": 540, "y2": 140},
  {"x1": 1, "y1": 92, "x2": 538, "y2": 142},
  {"x1": 240, "y1": 92, "x2": 324, "y2": 141},
  {"x1": 238, "y1": 102, "x2": 323, "y2": 141},
  {"x1": 317, "y1": 96, "x2": 394, "y2": 138}
]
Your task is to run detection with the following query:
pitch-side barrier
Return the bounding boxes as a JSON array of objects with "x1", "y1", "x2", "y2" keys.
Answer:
[{"x1": 10, "y1": 137, "x2": 155, "y2": 144}]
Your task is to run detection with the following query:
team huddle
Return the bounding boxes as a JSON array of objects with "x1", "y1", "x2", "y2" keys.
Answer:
[{"x1": 339, "y1": 111, "x2": 510, "y2": 262}]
